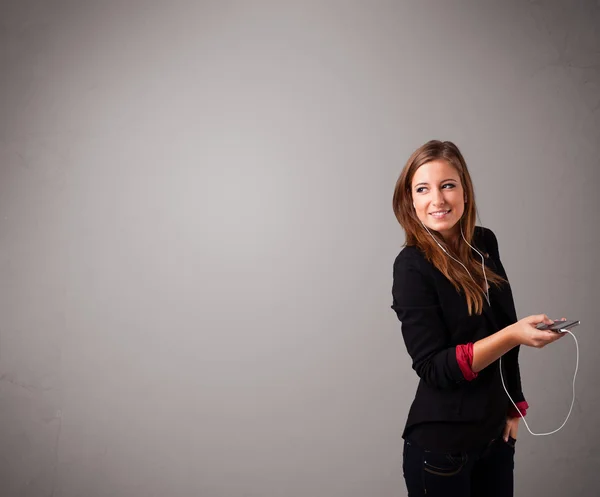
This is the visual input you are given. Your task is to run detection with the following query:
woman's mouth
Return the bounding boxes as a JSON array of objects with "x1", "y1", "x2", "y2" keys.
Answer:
[{"x1": 429, "y1": 210, "x2": 451, "y2": 219}]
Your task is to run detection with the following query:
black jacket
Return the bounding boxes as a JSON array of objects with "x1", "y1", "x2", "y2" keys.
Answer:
[{"x1": 391, "y1": 226, "x2": 525, "y2": 435}]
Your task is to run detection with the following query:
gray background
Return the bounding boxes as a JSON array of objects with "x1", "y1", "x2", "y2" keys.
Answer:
[{"x1": 1, "y1": 0, "x2": 599, "y2": 495}]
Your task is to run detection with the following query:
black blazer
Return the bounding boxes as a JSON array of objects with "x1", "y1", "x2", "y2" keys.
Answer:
[{"x1": 391, "y1": 226, "x2": 526, "y2": 432}]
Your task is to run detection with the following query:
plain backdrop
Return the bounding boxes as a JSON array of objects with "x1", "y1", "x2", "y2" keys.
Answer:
[{"x1": 1, "y1": 1, "x2": 599, "y2": 496}]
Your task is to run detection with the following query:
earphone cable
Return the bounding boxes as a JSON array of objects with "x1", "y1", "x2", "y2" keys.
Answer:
[{"x1": 420, "y1": 219, "x2": 578, "y2": 436}]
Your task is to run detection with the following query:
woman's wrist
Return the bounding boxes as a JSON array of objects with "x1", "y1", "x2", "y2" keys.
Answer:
[
  {"x1": 472, "y1": 325, "x2": 520, "y2": 372},
  {"x1": 502, "y1": 323, "x2": 521, "y2": 348}
]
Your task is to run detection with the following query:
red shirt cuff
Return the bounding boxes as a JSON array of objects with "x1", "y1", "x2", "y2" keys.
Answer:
[
  {"x1": 456, "y1": 343, "x2": 478, "y2": 381},
  {"x1": 508, "y1": 400, "x2": 529, "y2": 418}
]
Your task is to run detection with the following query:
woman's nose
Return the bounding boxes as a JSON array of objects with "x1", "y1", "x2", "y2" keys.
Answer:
[{"x1": 432, "y1": 189, "x2": 446, "y2": 205}]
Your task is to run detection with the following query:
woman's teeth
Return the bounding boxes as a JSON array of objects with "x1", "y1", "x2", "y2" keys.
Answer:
[{"x1": 430, "y1": 210, "x2": 450, "y2": 219}]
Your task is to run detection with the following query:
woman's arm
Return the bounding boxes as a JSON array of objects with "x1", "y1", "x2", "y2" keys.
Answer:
[
  {"x1": 473, "y1": 228, "x2": 565, "y2": 376},
  {"x1": 472, "y1": 314, "x2": 565, "y2": 373},
  {"x1": 392, "y1": 254, "x2": 467, "y2": 389},
  {"x1": 471, "y1": 325, "x2": 519, "y2": 373},
  {"x1": 392, "y1": 250, "x2": 565, "y2": 388}
]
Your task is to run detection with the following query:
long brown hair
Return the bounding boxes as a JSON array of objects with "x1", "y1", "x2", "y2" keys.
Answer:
[{"x1": 392, "y1": 140, "x2": 506, "y2": 315}]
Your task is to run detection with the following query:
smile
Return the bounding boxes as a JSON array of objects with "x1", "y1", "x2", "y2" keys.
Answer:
[{"x1": 429, "y1": 210, "x2": 451, "y2": 219}]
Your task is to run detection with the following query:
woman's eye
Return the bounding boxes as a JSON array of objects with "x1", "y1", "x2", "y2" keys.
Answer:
[{"x1": 415, "y1": 184, "x2": 454, "y2": 193}]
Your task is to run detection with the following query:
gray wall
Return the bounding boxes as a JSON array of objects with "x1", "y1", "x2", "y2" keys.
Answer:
[{"x1": 1, "y1": 1, "x2": 598, "y2": 495}]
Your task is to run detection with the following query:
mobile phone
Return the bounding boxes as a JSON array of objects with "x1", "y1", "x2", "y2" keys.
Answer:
[{"x1": 536, "y1": 319, "x2": 580, "y2": 332}]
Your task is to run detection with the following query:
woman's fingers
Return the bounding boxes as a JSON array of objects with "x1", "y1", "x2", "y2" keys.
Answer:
[
  {"x1": 533, "y1": 329, "x2": 563, "y2": 347},
  {"x1": 546, "y1": 330, "x2": 566, "y2": 345},
  {"x1": 503, "y1": 417, "x2": 519, "y2": 441},
  {"x1": 528, "y1": 314, "x2": 553, "y2": 325},
  {"x1": 520, "y1": 315, "x2": 570, "y2": 348},
  {"x1": 503, "y1": 423, "x2": 511, "y2": 441}
]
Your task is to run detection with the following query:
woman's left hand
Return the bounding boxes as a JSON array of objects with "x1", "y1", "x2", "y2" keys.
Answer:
[{"x1": 503, "y1": 416, "x2": 520, "y2": 442}]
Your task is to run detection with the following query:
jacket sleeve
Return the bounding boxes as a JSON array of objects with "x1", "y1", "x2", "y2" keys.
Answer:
[
  {"x1": 391, "y1": 255, "x2": 466, "y2": 390},
  {"x1": 485, "y1": 229, "x2": 527, "y2": 406}
]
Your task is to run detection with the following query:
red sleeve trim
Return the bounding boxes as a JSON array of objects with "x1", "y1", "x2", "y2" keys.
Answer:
[
  {"x1": 508, "y1": 400, "x2": 529, "y2": 418},
  {"x1": 456, "y1": 343, "x2": 478, "y2": 381}
]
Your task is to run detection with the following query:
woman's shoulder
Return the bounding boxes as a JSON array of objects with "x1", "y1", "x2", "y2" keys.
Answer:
[
  {"x1": 393, "y1": 245, "x2": 431, "y2": 275},
  {"x1": 474, "y1": 225, "x2": 495, "y2": 240},
  {"x1": 394, "y1": 244, "x2": 424, "y2": 263},
  {"x1": 392, "y1": 246, "x2": 436, "y2": 300},
  {"x1": 473, "y1": 225, "x2": 500, "y2": 254},
  {"x1": 393, "y1": 226, "x2": 501, "y2": 264}
]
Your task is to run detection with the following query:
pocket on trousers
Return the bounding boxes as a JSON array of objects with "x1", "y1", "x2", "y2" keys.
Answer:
[
  {"x1": 423, "y1": 451, "x2": 468, "y2": 477},
  {"x1": 502, "y1": 435, "x2": 517, "y2": 449}
]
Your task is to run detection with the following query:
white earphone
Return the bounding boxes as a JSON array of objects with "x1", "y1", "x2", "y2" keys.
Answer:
[{"x1": 419, "y1": 218, "x2": 578, "y2": 437}]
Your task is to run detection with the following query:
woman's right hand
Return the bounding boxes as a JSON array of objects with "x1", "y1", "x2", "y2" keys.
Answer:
[{"x1": 511, "y1": 314, "x2": 567, "y2": 348}]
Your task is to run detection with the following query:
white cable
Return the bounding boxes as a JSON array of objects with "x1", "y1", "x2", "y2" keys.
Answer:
[
  {"x1": 420, "y1": 219, "x2": 578, "y2": 436},
  {"x1": 420, "y1": 221, "x2": 490, "y2": 306},
  {"x1": 500, "y1": 329, "x2": 579, "y2": 436}
]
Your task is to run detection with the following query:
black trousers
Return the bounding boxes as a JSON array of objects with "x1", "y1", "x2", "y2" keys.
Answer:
[{"x1": 402, "y1": 436, "x2": 516, "y2": 497}]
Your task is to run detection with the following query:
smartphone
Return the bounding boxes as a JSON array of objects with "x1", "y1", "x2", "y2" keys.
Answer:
[{"x1": 536, "y1": 319, "x2": 580, "y2": 332}]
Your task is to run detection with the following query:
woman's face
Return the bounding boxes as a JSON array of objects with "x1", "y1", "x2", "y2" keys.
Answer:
[{"x1": 411, "y1": 159, "x2": 466, "y2": 242}]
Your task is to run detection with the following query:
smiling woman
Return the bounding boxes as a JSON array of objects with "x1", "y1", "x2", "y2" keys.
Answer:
[
  {"x1": 390, "y1": 140, "x2": 566, "y2": 497},
  {"x1": 392, "y1": 140, "x2": 500, "y2": 316}
]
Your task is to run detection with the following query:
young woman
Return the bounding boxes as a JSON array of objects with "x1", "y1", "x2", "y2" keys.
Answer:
[{"x1": 391, "y1": 140, "x2": 565, "y2": 497}]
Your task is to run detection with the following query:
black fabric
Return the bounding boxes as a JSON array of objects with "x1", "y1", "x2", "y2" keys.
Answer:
[
  {"x1": 402, "y1": 436, "x2": 515, "y2": 497},
  {"x1": 405, "y1": 416, "x2": 505, "y2": 453},
  {"x1": 391, "y1": 226, "x2": 525, "y2": 449}
]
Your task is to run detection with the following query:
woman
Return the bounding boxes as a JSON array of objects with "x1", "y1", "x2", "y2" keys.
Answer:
[{"x1": 391, "y1": 140, "x2": 565, "y2": 497}]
